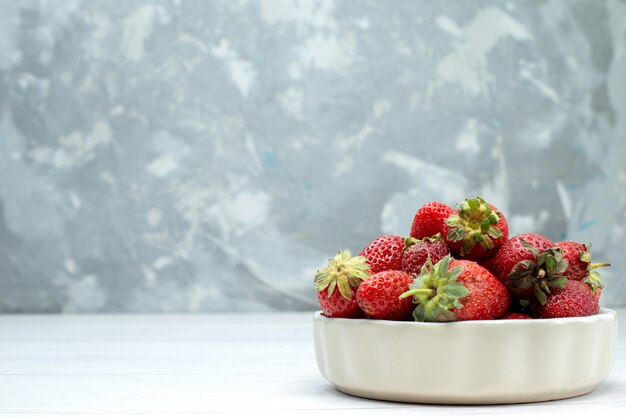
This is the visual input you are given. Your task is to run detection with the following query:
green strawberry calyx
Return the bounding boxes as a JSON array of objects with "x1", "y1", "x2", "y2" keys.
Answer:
[
  {"x1": 314, "y1": 250, "x2": 371, "y2": 301},
  {"x1": 508, "y1": 239, "x2": 568, "y2": 305},
  {"x1": 444, "y1": 196, "x2": 504, "y2": 256},
  {"x1": 399, "y1": 255, "x2": 469, "y2": 322},
  {"x1": 580, "y1": 243, "x2": 609, "y2": 294},
  {"x1": 403, "y1": 233, "x2": 443, "y2": 251}
]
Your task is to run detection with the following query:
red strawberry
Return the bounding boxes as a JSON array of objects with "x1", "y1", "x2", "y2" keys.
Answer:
[
  {"x1": 410, "y1": 202, "x2": 455, "y2": 239},
  {"x1": 443, "y1": 197, "x2": 509, "y2": 260},
  {"x1": 555, "y1": 241, "x2": 588, "y2": 281},
  {"x1": 356, "y1": 270, "x2": 414, "y2": 320},
  {"x1": 401, "y1": 234, "x2": 450, "y2": 275},
  {"x1": 400, "y1": 256, "x2": 510, "y2": 321},
  {"x1": 537, "y1": 280, "x2": 599, "y2": 318},
  {"x1": 314, "y1": 250, "x2": 370, "y2": 318},
  {"x1": 500, "y1": 312, "x2": 532, "y2": 320},
  {"x1": 490, "y1": 233, "x2": 554, "y2": 283},
  {"x1": 555, "y1": 241, "x2": 609, "y2": 296},
  {"x1": 359, "y1": 235, "x2": 404, "y2": 274}
]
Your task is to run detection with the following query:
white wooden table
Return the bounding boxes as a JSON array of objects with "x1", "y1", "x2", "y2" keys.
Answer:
[{"x1": 0, "y1": 310, "x2": 624, "y2": 417}]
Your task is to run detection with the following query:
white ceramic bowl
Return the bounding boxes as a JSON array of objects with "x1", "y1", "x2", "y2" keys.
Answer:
[{"x1": 313, "y1": 309, "x2": 618, "y2": 404}]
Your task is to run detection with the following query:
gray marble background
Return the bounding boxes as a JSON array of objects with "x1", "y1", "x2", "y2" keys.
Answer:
[{"x1": 0, "y1": 0, "x2": 625, "y2": 313}]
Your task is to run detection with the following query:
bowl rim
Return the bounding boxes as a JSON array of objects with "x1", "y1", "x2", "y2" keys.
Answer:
[{"x1": 313, "y1": 308, "x2": 616, "y2": 327}]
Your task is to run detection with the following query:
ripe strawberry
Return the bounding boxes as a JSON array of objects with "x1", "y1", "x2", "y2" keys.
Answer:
[
  {"x1": 410, "y1": 202, "x2": 455, "y2": 239},
  {"x1": 314, "y1": 250, "x2": 370, "y2": 318},
  {"x1": 500, "y1": 312, "x2": 533, "y2": 320},
  {"x1": 401, "y1": 234, "x2": 450, "y2": 275},
  {"x1": 356, "y1": 270, "x2": 414, "y2": 320},
  {"x1": 443, "y1": 197, "x2": 509, "y2": 260},
  {"x1": 359, "y1": 235, "x2": 404, "y2": 274},
  {"x1": 490, "y1": 233, "x2": 554, "y2": 283},
  {"x1": 555, "y1": 241, "x2": 588, "y2": 281},
  {"x1": 400, "y1": 256, "x2": 510, "y2": 321},
  {"x1": 555, "y1": 241, "x2": 609, "y2": 296},
  {"x1": 537, "y1": 280, "x2": 599, "y2": 318}
]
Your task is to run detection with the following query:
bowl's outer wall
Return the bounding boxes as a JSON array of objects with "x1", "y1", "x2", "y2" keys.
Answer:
[{"x1": 313, "y1": 310, "x2": 618, "y2": 404}]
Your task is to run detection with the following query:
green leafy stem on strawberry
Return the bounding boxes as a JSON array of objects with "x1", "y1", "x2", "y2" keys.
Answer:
[
  {"x1": 399, "y1": 256, "x2": 469, "y2": 322},
  {"x1": 402, "y1": 233, "x2": 443, "y2": 251},
  {"x1": 314, "y1": 250, "x2": 371, "y2": 301},
  {"x1": 445, "y1": 196, "x2": 504, "y2": 255},
  {"x1": 508, "y1": 239, "x2": 569, "y2": 305},
  {"x1": 579, "y1": 243, "x2": 610, "y2": 294}
]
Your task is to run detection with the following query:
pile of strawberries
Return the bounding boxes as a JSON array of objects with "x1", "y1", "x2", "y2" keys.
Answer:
[{"x1": 314, "y1": 197, "x2": 609, "y2": 322}]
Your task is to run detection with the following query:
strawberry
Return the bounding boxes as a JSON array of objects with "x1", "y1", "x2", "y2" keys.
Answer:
[
  {"x1": 314, "y1": 250, "x2": 370, "y2": 318},
  {"x1": 356, "y1": 270, "x2": 414, "y2": 320},
  {"x1": 555, "y1": 241, "x2": 588, "y2": 281},
  {"x1": 537, "y1": 280, "x2": 599, "y2": 318},
  {"x1": 555, "y1": 241, "x2": 609, "y2": 296},
  {"x1": 401, "y1": 234, "x2": 450, "y2": 275},
  {"x1": 500, "y1": 312, "x2": 532, "y2": 320},
  {"x1": 490, "y1": 233, "x2": 554, "y2": 283},
  {"x1": 443, "y1": 197, "x2": 509, "y2": 260},
  {"x1": 410, "y1": 202, "x2": 455, "y2": 239},
  {"x1": 400, "y1": 256, "x2": 510, "y2": 321},
  {"x1": 504, "y1": 239, "x2": 569, "y2": 304},
  {"x1": 359, "y1": 235, "x2": 405, "y2": 274}
]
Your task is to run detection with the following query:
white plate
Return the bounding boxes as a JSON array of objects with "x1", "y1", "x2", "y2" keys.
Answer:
[{"x1": 313, "y1": 309, "x2": 618, "y2": 404}]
